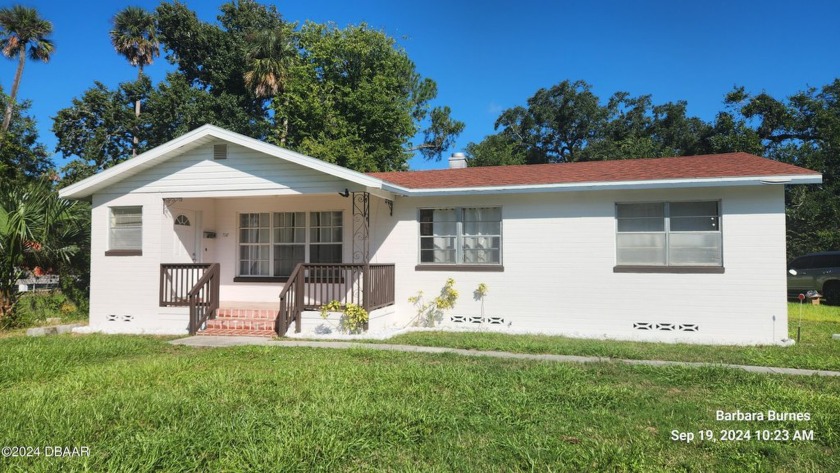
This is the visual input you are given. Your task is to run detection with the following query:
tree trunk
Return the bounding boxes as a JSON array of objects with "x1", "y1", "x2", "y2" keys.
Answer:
[
  {"x1": 132, "y1": 66, "x2": 142, "y2": 157},
  {"x1": 1, "y1": 49, "x2": 27, "y2": 133}
]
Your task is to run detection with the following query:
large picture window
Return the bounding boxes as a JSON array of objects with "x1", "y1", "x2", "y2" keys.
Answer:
[
  {"x1": 419, "y1": 207, "x2": 501, "y2": 265},
  {"x1": 108, "y1": 206, "x2": 142, "y2": 253},
  {"x1": 616, "y1": 201, "x2": 721, "y2": 267},
  {"x1": 238, "y1": 211, "x2": 344, "y2": 278}
]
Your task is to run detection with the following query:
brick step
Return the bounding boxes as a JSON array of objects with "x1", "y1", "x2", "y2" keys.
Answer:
[
  {"x1": 205, "y1": 318, "x2": 276, "y2": 331},
  {"x1": 216, "y1": 308, "x2": 276, "y2": 320},
  {"x1": 198, "y1": 328, "x2": 275, "y2": 337}
]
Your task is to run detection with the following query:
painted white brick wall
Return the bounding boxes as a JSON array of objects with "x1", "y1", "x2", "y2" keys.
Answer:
[{"x1": 373, "y1": 185, "x2": 788, "y2": 345}]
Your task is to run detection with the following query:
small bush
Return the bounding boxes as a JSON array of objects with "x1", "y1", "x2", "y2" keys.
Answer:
[{"x1": 0, "y1": 291, "x2": 87, "y2": 329}]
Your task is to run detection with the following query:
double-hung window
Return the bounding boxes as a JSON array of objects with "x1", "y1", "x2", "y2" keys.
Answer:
[
  {"x1": 107, "y1": 206, "x2": 142, "y2": 255},
  {"x1": 238, "y1": 211, "x2": 343, "y2": 279},
  {"x1": 419, "y1": 207, "x2": 502, "y2": 265},
  {"x1": 616, "y1": 201, "x2": 722, "y2": 268}
]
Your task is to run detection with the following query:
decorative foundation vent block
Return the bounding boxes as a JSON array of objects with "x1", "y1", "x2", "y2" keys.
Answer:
[
  {"x1": 634, "y1": 322, "x2": 699, "y2": 332},
  {"x1": 106, "y1": 314, "x2": 118, "y2": 322},
  {"x1": 450, "y1": 316, "x2": 506, "y2": 325}
]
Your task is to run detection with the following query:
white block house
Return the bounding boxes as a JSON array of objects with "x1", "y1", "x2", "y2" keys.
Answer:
[{"x1": 59, "y1": 124, "x2": 821, "y2": 344}]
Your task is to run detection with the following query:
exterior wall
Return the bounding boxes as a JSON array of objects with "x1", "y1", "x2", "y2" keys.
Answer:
[
  {"x1": 372, "y1": 185, "x2": 788, "y2": 345},
  {"x1": 89, "y1": 192, "x2": 189, "y2": 334},
  {"x1": 85, "y1": 139, "x2": 789, "y2": 344},
  {"x1": 87, "y1": 143, "x2": 374, "y2": 334}
]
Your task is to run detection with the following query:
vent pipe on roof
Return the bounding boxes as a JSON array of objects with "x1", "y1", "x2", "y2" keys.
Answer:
[{"x1": 448, "y1": 152, "x2": 467, "y2": 169}]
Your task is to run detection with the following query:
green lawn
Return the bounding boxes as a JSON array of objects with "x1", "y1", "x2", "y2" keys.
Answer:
[
  {"x1": 374, "y1": 303, "x2": 840, "y2": 372},
  {"x1": 0, "y1": 334, "x2": 838, "y2": 471}
]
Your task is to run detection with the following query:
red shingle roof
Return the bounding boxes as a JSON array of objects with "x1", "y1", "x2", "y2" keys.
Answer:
[{"x1": 367, "y1": 153, "x2": 820, "y2": 189}]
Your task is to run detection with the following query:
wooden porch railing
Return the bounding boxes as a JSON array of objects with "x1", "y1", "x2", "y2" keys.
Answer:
[
  {"x1": 187, "y1": 263, "x2": 220, "y2": 335},
  {"x1": 277, "y1": 263, "x2": 395, "y2": 336},
  {"x1": 160, "y1": 263, "x2": 220, "y2": 335},
  {"x1": 160, "y1": 263, "x2": 212, "y2": 307}
]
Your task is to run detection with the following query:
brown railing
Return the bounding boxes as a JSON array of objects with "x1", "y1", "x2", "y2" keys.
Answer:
[
  {"x1": 187, "y1": 263, "x2": 220, "y2": 335},
  {"x1": 366, "y1": 264, "x2": 396, "y2": 311},
  {"x1": 160, "y1": 263, "x2": 212, "y2": 307},
  {"x1": 277, "y1": 263, "x2": 395, "y2": 336}
]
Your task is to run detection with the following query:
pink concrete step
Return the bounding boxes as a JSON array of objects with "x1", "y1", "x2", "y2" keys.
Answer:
[
  {"x1": 216, "y1": 308, "x2": 276, "y2": 320},
  {"x1": 197, "y1": 328, "x2": 275, "y2": 337},
  {"x1": 205, "y1": 318, "x2": 275, "y2": 331}
]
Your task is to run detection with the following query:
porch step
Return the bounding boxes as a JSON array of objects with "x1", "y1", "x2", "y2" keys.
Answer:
[
  {"x1": 196, "y1": 306, "x2": 277, "y2": 337},
  {"x1": 216, "y1": 308, "x2": 276, "y2": 320},
  {"x1": 197, "y1": 328, "x2": 276, "y2": 337}
]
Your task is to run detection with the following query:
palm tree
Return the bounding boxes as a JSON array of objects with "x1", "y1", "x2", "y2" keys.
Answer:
[
  {"x1": 0, "y1": 180, "x2": 83, "y2": 322},
  {"x1": 0, "y1": 6, "x2": 54, "y2": 133},
  {"x1": 244, "y1": 27, "x2": 295, "y2": 145},
  {"x1": 110, "y1": 6, "x2": 158, "y2": 156}
]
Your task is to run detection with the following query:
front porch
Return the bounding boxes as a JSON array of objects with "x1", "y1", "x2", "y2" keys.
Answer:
[{"x1": 159, "y1": 262, "x2": 396, "y2": 336}]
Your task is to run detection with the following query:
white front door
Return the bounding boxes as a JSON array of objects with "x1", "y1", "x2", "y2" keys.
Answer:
[{"x1": 173, "y1": 209, "x2": 199, "y2": 263}]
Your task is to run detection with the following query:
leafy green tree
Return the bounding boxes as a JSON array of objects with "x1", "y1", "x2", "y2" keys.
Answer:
[
  {"x1": 467, "y1": 79, "x2": 767, "y2": 167},
  {"x1": 53, "y1": 81, "x2": 141, "y2": 184},
  {"x1": 727, "y1": 81, "x2": 840, "y2": 257},
  {"x1": 0, "y1": 5, "x2": 53, "y2": 133},
  {"x1": 57, "y1": 1, "x2": 462, "y2": 175},
  {"x1": 110, "y1": 6, "x2": 159, "y2": 156},
  {"x1": 0, "y1": 87, "x2": 51, "y2": 181},
  {"x1": 0, "y1": 179, "x2": 84, "y2": 322},
  {"x1": 280, "y1": 22, "x2": 463, "y2": 170}
]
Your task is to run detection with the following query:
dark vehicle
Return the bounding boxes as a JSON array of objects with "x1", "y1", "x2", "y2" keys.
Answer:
[{"x1": 787, "y1": 251, "x2": 840, "y2": 304}]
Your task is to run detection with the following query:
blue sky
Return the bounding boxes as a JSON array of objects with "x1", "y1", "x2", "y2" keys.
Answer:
[{"x1": 2, "y1": 0, "x2": 840, "y2": 171}]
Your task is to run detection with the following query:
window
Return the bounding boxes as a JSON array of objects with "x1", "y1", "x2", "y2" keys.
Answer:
[
  {"x1": 273, "y1": 212, "x2": 305, "y2": 277},
  {"x1": 239, "y1": 213, "x2": 270, "y2": 276},
  {"x1": 237, "y1": 211, "x2": 344, "y2": 278},
  {"x1": 310, "y1": 211, "x2": 343, "y2": 264},
  {"x1": 616, "y1": 201, "x2": 721, "y2": 267},
  {"x1": 108, "y1": 206, "x2": 142, "y2": 254},
  {"x1": 419, "y1": 207, "x2": 501, "y2": 265}
]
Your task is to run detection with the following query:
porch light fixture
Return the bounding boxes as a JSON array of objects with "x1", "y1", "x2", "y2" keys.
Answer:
[{"x1": 338, "y1": 188, "x2": 350, "y2": 198}]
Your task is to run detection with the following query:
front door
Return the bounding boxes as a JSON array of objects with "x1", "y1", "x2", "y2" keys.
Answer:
[{"x1": 173, "y1": 209, "x2": 199, "y2": 263}]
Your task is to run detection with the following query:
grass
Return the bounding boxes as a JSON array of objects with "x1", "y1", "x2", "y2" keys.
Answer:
[
  {"x1": 372, "y1": 303, "x2": 840, "y2": 372},
  {"x1": 0, "y1": 334, "x2": 838, "y2": 471}
]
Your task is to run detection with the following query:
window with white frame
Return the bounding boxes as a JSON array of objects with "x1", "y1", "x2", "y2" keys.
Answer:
[
  {"x1": 615, "y1": 201, "x2": 722, "y2": 267},
  {"x1": 238, "y1": 211, "x2": 343, "y2": 278},
  {"x1": 419, "y1": 207, "x2": 501, "y2": 265},
  {"x1": 239, "y1": 213, "x2": 270, "y2": 276},
  {"x1": 273, "y1": 212, "x2": 305, "y2": 277},
  {"x1": 109, "y1": 206, "x2": 142, "y2": 252}
]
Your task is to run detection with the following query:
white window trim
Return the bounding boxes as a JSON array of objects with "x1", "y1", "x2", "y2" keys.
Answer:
[
  {"x1": 615, "y1": 200, "x2": 723, "y2": 269},
  {"x1": 417, "y1": 206, "x2": 503, "y2": 267},
  {"x1": 236, "y1": 210, "x2": 345, "y2": 279},
  {"x1": 106, "y1": 206, "x2": 143, "y2": 255}
]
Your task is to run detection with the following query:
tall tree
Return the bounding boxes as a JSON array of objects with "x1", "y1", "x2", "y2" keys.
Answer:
[
  {"x1": 243, "y1": 25, "x2": 296, "y2": 145},
  {"x1": 279, "y1": 21, "x2": 463, "y2": 170},
  {"x1": 0, "y1": 87, "x2": 52, "y2": 181},
  {"x1": 726, "y1": 81, "x2": 840, "y2": 257},
  {"x1": 110, "y1": 6, "x2": 159, "y2": 156},
  {"x1": 58, "y1": 2, "x2": 462, "y2": 174},
  {"x1": 0, "y1": 5, "x2": 53, "y2": 133}
]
